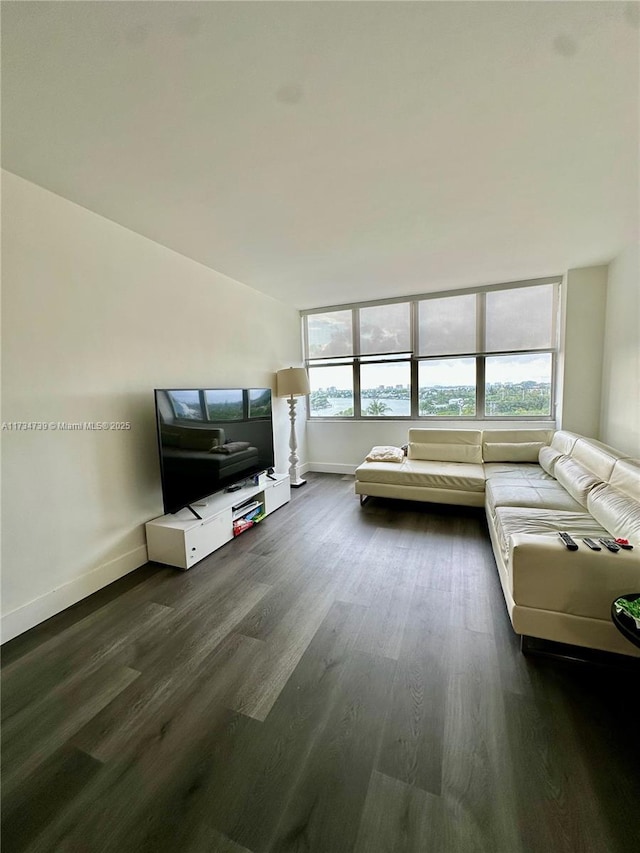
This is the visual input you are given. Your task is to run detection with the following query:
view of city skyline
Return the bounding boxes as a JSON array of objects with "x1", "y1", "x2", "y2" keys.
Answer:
[
  {"x1": 308, "y1": 354, "x2": 552, "y2": 416},
  {"x1": 309, "y1": 354, "x2": 552, "y2": 394}
]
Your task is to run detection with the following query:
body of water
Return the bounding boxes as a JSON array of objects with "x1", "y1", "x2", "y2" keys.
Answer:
[{"x1": 310, "y1": 396, "x2": 411, "y2": 417}]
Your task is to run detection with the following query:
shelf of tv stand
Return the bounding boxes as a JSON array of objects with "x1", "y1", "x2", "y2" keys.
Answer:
[
  {"x1": 145, "y1": 473, "x2": 290, "y2": 570},
  {"x1": 231, "y1": 498, "x2": 263, "y2": 520}
]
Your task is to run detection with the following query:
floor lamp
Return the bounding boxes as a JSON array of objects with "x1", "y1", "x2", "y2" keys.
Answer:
[{"x1": 276, "y1": 367, "x2": 310, "y2": 488}]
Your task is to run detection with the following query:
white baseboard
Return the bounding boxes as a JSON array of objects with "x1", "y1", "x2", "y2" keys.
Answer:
[
  {"x1": 1, "y1": 545, "x2": 149, "y2": 644},
  {"x1": 307, "y1": 463, "x2": 357, "y2": 476}
]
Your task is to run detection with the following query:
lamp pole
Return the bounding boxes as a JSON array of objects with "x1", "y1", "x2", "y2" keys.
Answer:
[
  {"x1": 276, "y1": 367, "x2": 310, "y2": 488},
  {"x1": 287, "y1": 393, "x2": 305, "y2": 487}
]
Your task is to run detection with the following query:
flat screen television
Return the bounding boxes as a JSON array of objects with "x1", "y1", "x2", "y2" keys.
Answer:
[{"x1": 154, "y1": 387, "x2": 275, "y2": 514}]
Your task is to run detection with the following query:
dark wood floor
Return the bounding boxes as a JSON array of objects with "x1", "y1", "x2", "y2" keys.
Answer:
[{"x1": 2, "y1": 473, "x2": 639, "y2": 853}]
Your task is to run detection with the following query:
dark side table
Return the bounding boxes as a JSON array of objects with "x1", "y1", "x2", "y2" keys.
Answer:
[{"x1": 611, "y1": 594, "x2": 640, "y2": 649}]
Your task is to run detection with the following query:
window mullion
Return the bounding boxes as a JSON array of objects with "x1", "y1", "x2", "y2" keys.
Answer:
[
  {"x1": 477, "y1": 291, "x2": 486, "y2": 354},
  {"x1": 411, "y1": 301, "x2": 418, "y2": 418},
  {"x1": 476, "y1": 357, "x2": 486, "y2": 418},
  {"x1": 353, "y1": 308, "x2": 361, "y2": 417},
  {"x1": 302, "y1": 315, "x2": 310, "y2": 365},
  {"x1": 411, "y1": 357, "x2": 419, "y2": 419},
  {"x1": 354, "y1": 358, "x2": 361, "y2": 418},
  {"x1": 198, "y1": 390, "x2": 209, "y2": 421},
  {"x1": 550, "y1": 351, "x2": 558, "y2": 421},
  {"x1": 477, "y1": 293, "x2": 486, "y2": 419}
]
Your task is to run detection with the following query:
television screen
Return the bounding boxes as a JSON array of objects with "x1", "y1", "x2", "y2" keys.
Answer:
[{"x1": 154, "y1": 387, "x2": 274, "y2": 514}]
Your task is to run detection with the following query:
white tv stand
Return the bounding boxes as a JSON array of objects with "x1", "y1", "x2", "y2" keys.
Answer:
[{"x1": 145, "y1": 473, "x2": 290, "y2": 570}]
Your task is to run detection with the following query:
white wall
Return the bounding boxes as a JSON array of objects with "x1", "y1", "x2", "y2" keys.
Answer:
[
  {"x1": 1, "y1": 171, "x2": 302, "y2": 641},
  {"x1": 556, "y1": 265, "x2": 608, "y2": 437},
  {"x1": 600, "y1": 244, "x2": 640, "y2": 456}
]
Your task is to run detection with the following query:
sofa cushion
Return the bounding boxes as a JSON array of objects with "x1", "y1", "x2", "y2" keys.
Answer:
[
  {"x1": 538, "y1": 445, "x2": 562, "y2": 477},
  {"x1": 486, "y1": 481, "x2": 583, "y2": 516},
  {"x1": 355, "y1": 458, "x2": 485, "y2": 492},
  {"x1": 610, "y1": 458, "x2": 640, "y2": 501},
  {"x1": 483, "y1": 462, "x2": 555, "y2": 482},
  {"x1": 571, "y1": 437, "x2": 629, "y2": 483},
  {"x1": 494, "y1": 506, "x2": 609, "y2": 563},
  {"x1": 550, "y1": 430, "x2": 581, "y2": 455},
  {"x1": 553, "y1": 456, "x2": 602, "y2": 508},
  {"x1": 408, "y1": 429, "x2": 482, "y2": 464},
  {"x1": 481, "y1": 429, "x2": 553, "y2": 462},
  {"x1": 587, "y1": 482, "x2": 640, "y2": 543},
  {"x1": 483, "y1": 442, "x2": 549, "y2": 463}
]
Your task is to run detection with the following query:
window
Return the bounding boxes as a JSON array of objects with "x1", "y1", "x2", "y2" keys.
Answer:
[
  {"x1": 303, "y1": 278, "x2": 559, "y2": 420},
  {"x1": 360, "y1": 302, "x2": 411, "y2": 355},
  {"x1": 307, "y1": 310, "x2": 353, "y2": 359},
  {"x1": 361, "y1": 361, "x2": 411, "y2": 417},
  {"x1": 485, "y1": 354, "x2": 552, "y2": 417},
  {"x1": 308, "y1": 364, "x2": 354, "y2": 418},
  {"x1": 418, "y1": 358, "x2": 476, "y2": 417},
  {"x1": 485, "y1": 285, "x2": 555, "y2": 352},
  {"x1": 418, "y1": 294, "x2": 477, "y2": 356}
]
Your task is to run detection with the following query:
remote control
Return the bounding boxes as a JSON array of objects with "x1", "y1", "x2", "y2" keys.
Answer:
[
  {"x1": 615, "y1": 538, "x2": 634, "y2": 550},
  {"x1": 599, "y1": 538, "x2": 620, "y2": 553},
  {"x1": 582, "y1": 537, "x2": 601, "y2": 551},
  {"x1": 558, "y1": 532, "x2": 579, "y2": 551}
]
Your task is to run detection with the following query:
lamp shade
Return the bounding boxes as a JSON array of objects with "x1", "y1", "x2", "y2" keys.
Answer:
[{"x1": 276, "y1": 367, "x2": 310, "y2": 398}]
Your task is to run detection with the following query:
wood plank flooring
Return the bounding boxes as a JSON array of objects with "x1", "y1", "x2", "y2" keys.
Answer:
[{"x1": 2, "y1": 473, "x2": 640, "y2": 853}]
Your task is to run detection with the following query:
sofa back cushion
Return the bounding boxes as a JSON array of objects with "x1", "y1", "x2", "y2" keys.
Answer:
[
  {"x1": 587, "y1": 484, "x2": 640, "y2": 541},
  {"x1": 554, "y1": 456, "x2": 602, "y2": 508},
  {"x1": 589, "y1": 458, "x2": 640, "y2": 541},
  {"x1": 610, "y1": 458, "x2": 640, "y2": 502},
  {"x1": 571, "y1": 437, "x2": 628, "y2": 483},
  {"x1": 408, "y1": 429, "x2": 483, "y2": 463},
  {"x1": 482, "y1": 429, "x2": 553, "y2": 462},
  {"x1": 550, "y1": 430, "x2": 581, "y2": 455},
  {"x1": 538, "y1": 445, "x2": 562, "y2": 477}
]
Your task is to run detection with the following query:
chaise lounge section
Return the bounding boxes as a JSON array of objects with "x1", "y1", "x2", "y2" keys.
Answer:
[
  {"x1": 355, "y1": 428, "x2": 640, "y2": 658},
  {"x1": 356, "y1": 429, "x2": 487, "y2": 507}
]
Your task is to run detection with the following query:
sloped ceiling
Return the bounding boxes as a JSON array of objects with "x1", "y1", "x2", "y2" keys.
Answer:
[{"x1": 2, "y1": 1, "x2": 638, "y2": 309}]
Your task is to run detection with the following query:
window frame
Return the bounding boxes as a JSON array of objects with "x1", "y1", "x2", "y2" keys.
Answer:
[{"x1": 303, "y1": 276, "x2": 560, "y2": 422}]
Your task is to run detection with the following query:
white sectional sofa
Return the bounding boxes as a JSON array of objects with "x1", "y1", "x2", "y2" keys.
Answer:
[{"x1": 355, "y1": 429, "x2": 640, "y2": 658}]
